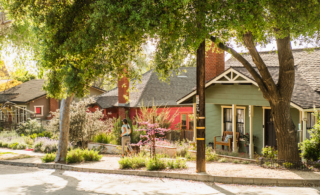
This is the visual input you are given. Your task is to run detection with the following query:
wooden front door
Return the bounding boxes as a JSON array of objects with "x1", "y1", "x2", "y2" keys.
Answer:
[{"x1": 265, "y1": 109, "x2": 277, "y2": 149}]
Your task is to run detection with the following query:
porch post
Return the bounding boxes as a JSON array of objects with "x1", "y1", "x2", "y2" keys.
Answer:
[
  {"x1": 193, "y1": 103, "x2": 197, "y2": 142},
  {"x1": 302, "y1": 111, "x2": 307, "y2": 141},
  {"x1": 249, "y1": 105, "x2": 254, "y2": 159},
  {"x1": 232, "y1": 104, "x2": 237, "y2": 152}
]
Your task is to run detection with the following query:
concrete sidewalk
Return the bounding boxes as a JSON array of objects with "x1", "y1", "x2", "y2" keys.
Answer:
[{"x1": 1, "y1": 148, "x2": 320, "y2": 187}]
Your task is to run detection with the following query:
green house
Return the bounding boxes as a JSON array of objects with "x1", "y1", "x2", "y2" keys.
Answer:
[{"x1": 177, "y1": 49, "x2": 320, "y2": 157}]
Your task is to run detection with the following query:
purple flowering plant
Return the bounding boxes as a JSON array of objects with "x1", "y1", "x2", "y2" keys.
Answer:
[{"x1": 136, "y1": 121, "x2": 170, "y2": 147}]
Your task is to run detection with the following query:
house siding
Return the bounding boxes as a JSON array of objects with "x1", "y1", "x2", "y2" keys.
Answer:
[
  {"x1": 28, "y1": 95, "x2": 50, "y2": 120},
  {"x1": 206, "y1": 84, "x2": 269, "y2": 106}
]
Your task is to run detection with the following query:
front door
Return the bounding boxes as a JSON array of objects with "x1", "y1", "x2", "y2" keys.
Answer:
[{"x1": 265, "y1": 109, "x2": 277, "y2": 149}]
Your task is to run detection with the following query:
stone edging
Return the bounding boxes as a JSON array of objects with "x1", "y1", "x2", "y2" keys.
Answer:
[{"x1": 0, "y1": 160, "x2": 319, "y2": 187}]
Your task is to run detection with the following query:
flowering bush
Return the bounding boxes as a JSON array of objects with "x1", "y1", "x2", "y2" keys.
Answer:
[
  {"x1": 33, "y1": 137, "x2": 71, "y2": 153},
  {"x1": 136, "y1": 121, "x2": 170, "y2": 147},
  {"x1": 47, "y1": 97, "x2": 113, "y2": 147},
  {"x1": 16, "y1": 119, "x2": 45, "y2": 135}
]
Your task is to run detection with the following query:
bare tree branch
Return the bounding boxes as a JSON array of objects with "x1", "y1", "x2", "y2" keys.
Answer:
[
  {"x1": 210, "y1": 36, "x2": 270, "y2": 100},
  {"x1": 242, "y1": 32, "x2": 279, "y2": 99}
]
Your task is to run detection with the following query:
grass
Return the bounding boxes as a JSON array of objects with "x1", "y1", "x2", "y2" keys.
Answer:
[
  {"x1": 232, "y1": 160, "x2": 240, "y2": 164},
  {"x1": 242, "y1": 161, "x2": 250, "y2": 164},
  {"x1": 66, "y1": 149, "x2": 84, "y2": 164},
  {"x1": 83, "y1": 149, "x2": 102, "y2": 161},
  {"x1": 0, "y1": 154, "x2": 32, "y2": 160},
  {"x1": 119, "y1": 155, "x2": 146, "y2": 169},
  {"x1": 146, "y1": 158, "x2": 166, "y2": 171},
  {"x1": 0, "y1": 152, "x2": 16, "y2": 155}
]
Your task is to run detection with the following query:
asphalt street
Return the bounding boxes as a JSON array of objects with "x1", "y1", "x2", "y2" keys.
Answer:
[{"x1": 0, "y1": 165, "x2": 319, "y2": 195}]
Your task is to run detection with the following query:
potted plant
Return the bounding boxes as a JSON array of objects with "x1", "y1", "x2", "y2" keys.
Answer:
[{"x1": 241, "y1": 133, "x2": 257, "y2": 154}]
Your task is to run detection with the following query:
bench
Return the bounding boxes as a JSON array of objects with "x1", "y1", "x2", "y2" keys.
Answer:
[{"x1": 214, "y1": 131, "x2": 240, "y2": 152}]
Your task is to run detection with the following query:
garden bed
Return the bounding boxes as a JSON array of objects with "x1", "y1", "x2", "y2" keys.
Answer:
[{"x1": 88, "y1": 142, "x2": 121, "y2": 154}]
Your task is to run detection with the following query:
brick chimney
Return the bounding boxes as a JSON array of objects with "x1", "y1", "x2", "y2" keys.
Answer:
[
  {"x1": 118, "y1": 69, "x2": 129, "y2": 119},
  {"x1": 47, "y1": 98, "x2": 59, "y2": 119},
  {"x1": 205, "y1": 42, "x2": 225, "y2": 82}
]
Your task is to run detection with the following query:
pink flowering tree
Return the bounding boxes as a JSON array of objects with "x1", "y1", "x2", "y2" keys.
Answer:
[{"x1": 136, "y1": 121, "x2": 170, "y2": 158}]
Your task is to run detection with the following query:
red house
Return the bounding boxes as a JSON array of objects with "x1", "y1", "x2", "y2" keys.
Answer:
[{"x1": 93, "y1": 44, "x2": 225, "y2": 139}]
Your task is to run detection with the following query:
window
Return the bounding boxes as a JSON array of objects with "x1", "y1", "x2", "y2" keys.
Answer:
[
  {"x1": 34, "y1": 106, "x2": 43, "y2": 116},
  {"x1": 306, "y1": 112, "x2": 316, "y2": 139},
  {"x1": 180, "y1": 113, "x2": 194, "y2": 130},
  {"x1": 223, "y1": 108, "x2": 245, "y2": 134}
]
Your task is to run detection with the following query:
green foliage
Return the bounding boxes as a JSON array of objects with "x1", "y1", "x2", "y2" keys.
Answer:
[
  {"x1": 299, "y1": 111, "x2": 320, "y2": 161},
  {"x1": 232, "y1": 160, "x2": 240, "y2": 164},
  {"x1": 283, "y1": 162, "x2": 294, "y2": 169},
  {"x1": 167, "y1": 158, "x2": 187, "y2": 169},
  {"x1": 218, "y1": 158, "x2": 227, "y2": 163},
  {"x1": 16, "y1": 119, "x2": 45, "y2": 136},
  {"x1": 93, "y1": 132, "x2": 112, "y2": 144},
  {"x1": 262, "y1": 146, "x2": 278, "y2": 160},
  {"x1": 9, "y1": 142, "x2": 18, "y2": 149},
  {"x1": 112, "y1": 117, "x2": 123, "y2": 146},
  {"x1": 131, "y1": 125, "x2": 146, "y2": 144},
  {"x1": 82, "y1": 149, "x2": 102, "y2": 161},
  {"x1": 146, "y1": 158, "x2": 167, "y2": 171},
  {"x1": 66, "y1": 149, "x2": 85, "y2": 164},
  {"x1": 118, "y1": 155, "x2": 146, "y2": 169},
  {"x1": 66, "y1": 149, "x2": 102, "y2": 164},
  {"x1": 242, "y1": 161, "x2": 250, "y2": 164},
  {"x1": 206, "y1": 151, "x2": 219, "y2": 162},
  {"x1": 41, "y1": 153, "x2": 56, "y2": 163}
]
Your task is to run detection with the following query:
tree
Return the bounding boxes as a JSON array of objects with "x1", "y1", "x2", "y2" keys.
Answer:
[{"x1": 81, "y1": 0, "x2": 320, "y2": 161}]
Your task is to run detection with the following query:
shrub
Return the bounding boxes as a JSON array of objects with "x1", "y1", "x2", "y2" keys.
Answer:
[
  {"x1": 283, "y1": 162, "x2": 294, "y2": 169},
  {"x1": 167, "y1": 159, "x2": 187, "y2": 169},
  {"x1": 82, "y1": 149, "x2": 102, "y2": 161},
  {"x1": 262, "y1": 146, "x2": 278, "y2": 160},
  {"x1": 2, "y1": 142, "x2": 8, "y2": 148},
  {"x1": 232, "y1": 160, "x2": 240, "y2": 164},
  {"x1": 242, "y1": 161, "x2": 250, "y2": 164},
  {"x1": 175, "y1": 141, "x2": 189, "y2": 157},
  {"x1": 16, "y1": 119, "x2": 45, "y2": 135},
  {"x1": 17, "y1": 143, "x2": 27, "y2": 149},
  {"x1": 66, "y1": 149, "x2": 84, "y2": 164},
  {"x1": 92, "y1": 132, "x2": 111, "y2": 144},
  {"x1": 218, "y1": 158, "x2": 227, "y2": 163},
  {"x1": 146, "y1": 158, "x2": 166, "y2": 171},
  {"x1": 206, "y1": 149, "x2": 219, "y2": 162},
  {"x1": 41, "y1": 153, "x2": 56, "y2": 163},
  {"x1": 9, "y1": 142, "x2": 19, "y2": 149},
  {"x1": 47, "y1": 97, "x2": 113, "y2": 148},
  {"x1": 299, "y1": 110, "x2": 320, "y2": 161},
  {"x1": 33, "y1": 137, "x2": 70, "y2": 153},
  {"x1": 118, "y1": 155, "x2": 146, "y2": 169}
]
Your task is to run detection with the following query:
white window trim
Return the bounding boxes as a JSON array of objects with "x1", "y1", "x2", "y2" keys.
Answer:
[
  {"x1": 221, "y1": 105, "x2": 246, "y2": 136},
  {"x1": 19, "y1": 105, "x2": 27, "y2": 123},
  {"x1": 34, "y1": 105, "x2": 44, "y2": 117}
]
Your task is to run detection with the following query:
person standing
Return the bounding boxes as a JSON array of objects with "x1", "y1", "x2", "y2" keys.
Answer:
[{"x1": 121, "y1": 118, "x2": 131, "y2": 157}]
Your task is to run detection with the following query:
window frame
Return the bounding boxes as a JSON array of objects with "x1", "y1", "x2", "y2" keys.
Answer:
[
  {"x1": 306, "y1": 112, "x2": 316, "y2": 139},
  {"x1": 221, "y1": 105, "x2": 246, "y2": 135},
  {"x1": 34, "y1": 105, "x2": 44, "y2": 117},
  {"x1": 180, "y1": 112, "x2": 194, "y2": 130}
]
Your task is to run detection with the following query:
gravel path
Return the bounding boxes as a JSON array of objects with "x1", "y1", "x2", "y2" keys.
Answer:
[{"x1": 2, "y1": 148, "x2": 320, "y2": 179}]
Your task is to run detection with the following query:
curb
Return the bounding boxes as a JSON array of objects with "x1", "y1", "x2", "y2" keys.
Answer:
[{"x1": 0, "y1": 160, "x2": 319, "y2": 187}]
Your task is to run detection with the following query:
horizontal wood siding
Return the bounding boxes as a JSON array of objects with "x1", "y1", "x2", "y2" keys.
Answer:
[
  {"x1": 205, "y1": 104, "x2": 221, "y2": 145},
  {"x1": 206, "y1": 84, "x2": 270, "y2": 106}
]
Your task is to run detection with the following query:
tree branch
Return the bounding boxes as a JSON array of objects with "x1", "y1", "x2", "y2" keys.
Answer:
[
  {"x1": 242, "y1": 32, "x2": 279, "y2": 98},
  {"x1": 276, "y1": 35, "x2": 295, "y2": 101},
  {"x1": 210, "y1": 36, "x2": 270, "y2": 100}
]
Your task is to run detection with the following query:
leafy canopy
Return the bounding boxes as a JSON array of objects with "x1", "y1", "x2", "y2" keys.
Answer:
[{"x1": 3, "y1": 0, "x2": 320, "y2": 98}]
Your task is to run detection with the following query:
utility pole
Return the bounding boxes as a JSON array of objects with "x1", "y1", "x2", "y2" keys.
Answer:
[{"x1": 196, "y1": 40, "x2": 206, "y2": 173}]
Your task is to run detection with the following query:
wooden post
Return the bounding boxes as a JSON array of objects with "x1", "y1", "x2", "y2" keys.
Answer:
[
  {"x1": 249, "y1": 105, "x2": 254, "y2": 159},
  {"x1": 196, "y1": 40, "x2": 206, "y2": 173}
]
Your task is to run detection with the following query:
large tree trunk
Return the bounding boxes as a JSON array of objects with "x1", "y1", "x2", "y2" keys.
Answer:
[
  {"x1": 55, "y1": 94, "x2": 74, "y2": 163},
  {"x1": 270, "y1": 101, "x2": 299, "y2": 160}
]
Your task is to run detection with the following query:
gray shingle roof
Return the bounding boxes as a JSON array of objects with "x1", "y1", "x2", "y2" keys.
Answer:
[
  {"x1": 96, "y1": 67, "x2": 196, "y2": 108},
  {"x1": 0, "y1": 80, "x2": 46, "y2": 103},
  {"x1": 226, "y1": 48, "x2": 320, "y2": 91},
  {"x1": 233, "y1": 67, "x2": 320, "y2": 109}
]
